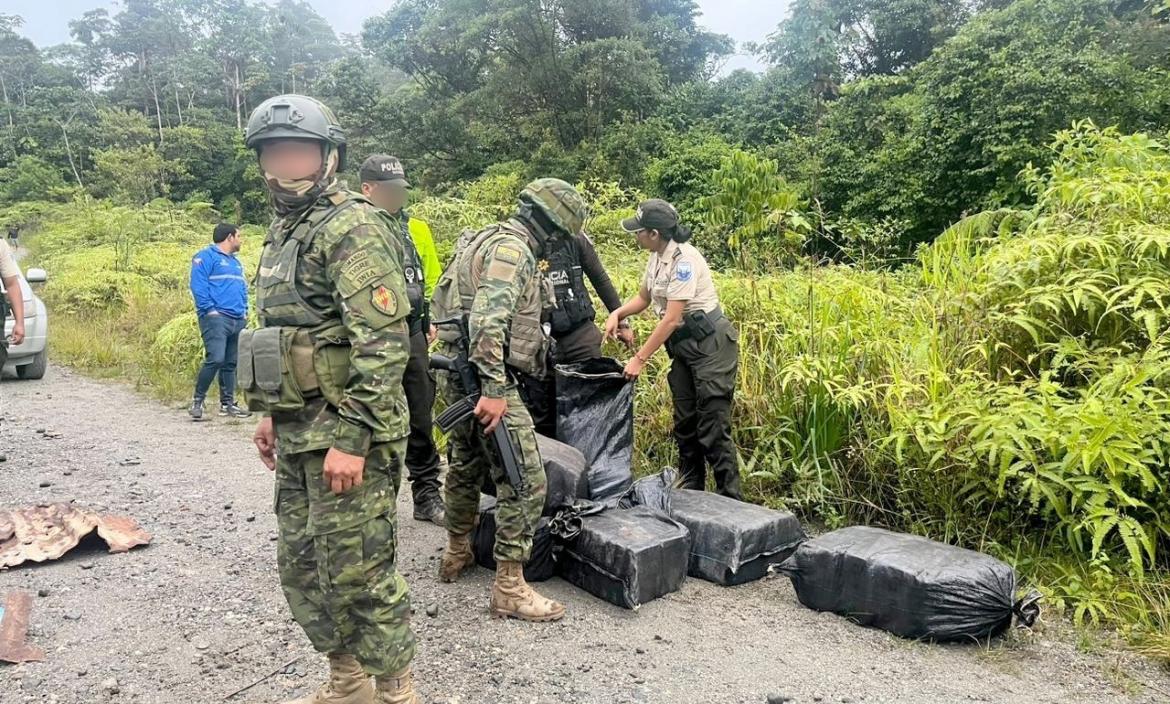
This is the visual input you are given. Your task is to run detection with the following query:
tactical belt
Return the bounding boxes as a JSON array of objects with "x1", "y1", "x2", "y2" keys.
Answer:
[{"x1": 670, "y1": 306, "x2": 725, "y2": 345}]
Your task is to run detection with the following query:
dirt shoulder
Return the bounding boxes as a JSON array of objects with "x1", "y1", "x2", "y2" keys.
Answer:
[{"x1": 1, "y1": 366, "x2": 1168, "y2": 704}]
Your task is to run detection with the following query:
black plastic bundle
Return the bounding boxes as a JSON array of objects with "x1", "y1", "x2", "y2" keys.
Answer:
[
  {"x1": 556, "y1": 505, "x2": 691, "y2": 610},
  {"x1": 472, "y1": 497, "x2": 557, "y2": 582},
  {"x1": 536, "y1": 434, "x2": 591, "y2": 515},
  {"x1": 480, "y1": 434, "x2": 590, "y2": 516},
  {"x1": 777, "y1": 526, "x2": 1041, "y2": 641},
  {"x1": 669, "y1": 489, "x2": 806, "y2": 586},
  {"x1": 555, "y1": 358, "x2": 634, "y2": 503}
]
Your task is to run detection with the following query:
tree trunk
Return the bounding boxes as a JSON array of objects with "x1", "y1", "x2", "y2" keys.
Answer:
[{"x1": 56, "y1": 117, "x2": 85, "y2": 188}]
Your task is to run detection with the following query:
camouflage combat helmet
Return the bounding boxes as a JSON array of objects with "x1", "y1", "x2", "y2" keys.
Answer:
[
  {"x1": 519, "y1": 178, "x2": 588, "y2": 236},
  {"x1": 245, "y1": 94, "x2": 347, "y2": 168}
]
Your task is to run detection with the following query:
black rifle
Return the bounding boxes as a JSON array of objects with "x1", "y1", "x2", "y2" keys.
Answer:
[{"x1": 429, "y1": 315, "x2": 526, "y2": 493}]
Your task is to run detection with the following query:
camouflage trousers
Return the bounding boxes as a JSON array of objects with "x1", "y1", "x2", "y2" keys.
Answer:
[
  {"x1": 274, "y1": 439, "x2": 416, "y2": 677},
  {"x1": 440, "y1": 379, "x2": 546, "y2": 563}
]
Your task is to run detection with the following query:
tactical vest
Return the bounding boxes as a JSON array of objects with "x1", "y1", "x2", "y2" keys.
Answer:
[
  {"x1": 544, "y1": 234, "x2": 594, "y2": 335},
  {"x1": 390, "y1": 211, "x2": 426, "y2": 327},
  {"x1": 239, "y1": 191, "x2": 363, "y2": 413},
  {"x1": 431, "y1": 220, "x2": 552, "y2": 378}
]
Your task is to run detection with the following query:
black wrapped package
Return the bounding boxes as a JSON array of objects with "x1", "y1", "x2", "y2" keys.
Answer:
[
  {"x1": 480, "y1": 434, "x2": 591, "y2": 516},
  {"x1": 472, "y1": 497, "x2": 557, "y2": 582},
  {"x1": 555, "y1": 359, "x2": 634, "y2": 503},
  {"x1": 618, "y1": 468, "x2": 679, "y2": 514},
  {"x1": 557, "y1": 506, "x2": 691, "y2": 609},
  {"x1": 537, "y1": 434, "x2": 591, "y2": 515},
  {"x1": 669, "y1": 489, "x2": 806, "y2": 586},
  {"x1": 777, "y1": 526, "x2": 1040, "y2": 641}
]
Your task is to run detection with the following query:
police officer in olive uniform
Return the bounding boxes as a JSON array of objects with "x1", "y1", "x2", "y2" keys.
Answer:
[
  {"x1": 604, "y1": 199, "x2": 743, "y2": 500},
  {"x1": 241, "y1": 95, "x2": 419, "y2": 704},
  {"x1": 431, "y1": 178, "x2": 590, "y2": 622},
  {"x1": 359, "y1": 155, "x2": 445, "y2": 525},
  {"x1": 518, "y1": 230, "x2": 631, "y2": 437}
]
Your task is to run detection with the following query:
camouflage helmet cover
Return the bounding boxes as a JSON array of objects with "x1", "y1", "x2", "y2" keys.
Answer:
[{"x1": 520, "y1": 178, "x2": 588, "y2": 236}]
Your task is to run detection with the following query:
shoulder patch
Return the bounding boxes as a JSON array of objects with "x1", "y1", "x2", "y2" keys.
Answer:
[
  {"x1": 371, "y1": 285, "x2": 398, "y2": 316},
  {"x1": 193, "y1": 257, "x2": 203, "y2": 265},
  {"x1": 340, "y1": 250, "x2": 381, "y2": 291},
  {"x1": 676, "y1": 260, "x2": 694, "y2": 283},
  {"x1": 494, "y1": 244, "x2": 523, "y2": 264}
]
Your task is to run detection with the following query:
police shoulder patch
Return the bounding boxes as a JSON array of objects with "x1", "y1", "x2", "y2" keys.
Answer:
[{"x1": 676, "y1": 260, "x2": 694, "y2": 283}]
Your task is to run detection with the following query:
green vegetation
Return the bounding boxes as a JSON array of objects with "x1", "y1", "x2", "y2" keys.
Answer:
[{"x1": 2, "y1": 0, "x2": 1169, "y2": 665}]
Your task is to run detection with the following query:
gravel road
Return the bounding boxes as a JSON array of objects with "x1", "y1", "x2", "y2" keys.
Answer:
[{"x1": 2, "y1": 366, "x2": 1169, "y2": 704}]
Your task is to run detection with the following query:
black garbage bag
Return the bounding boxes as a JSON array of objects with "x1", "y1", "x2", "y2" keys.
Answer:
[
  {"x1": 472, "y1": 496, "x2": 557, "y2": 582},
  {"x1": 776, "y1": 526, "x2": 1041, "y2": 641},
  {"x1": 618, "y1": 468, "x2": 679, "y2": 514},
  {"x1": 669, "y1": 489, "x2": 805, "y2": 586},
  {"x1": 479, "y1": 434, "x2": 591, "y2": 516},
  {"x1": 537, "y1": 434, "x2": 591, "y2": 515},
  {"x1": 555, "y1": 358, "x2": 634, "y2": 504},
  {"x1": 556, "y1": 505, "x2": 691, "y2": 610}
]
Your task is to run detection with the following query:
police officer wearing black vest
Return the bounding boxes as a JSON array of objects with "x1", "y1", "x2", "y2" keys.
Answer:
[
  {"x1": 518, "y1": 229, "x2": 632, "y2": 437},
  {"x1": 359, "y1": 155, "x2": 445, "y2": 525}
]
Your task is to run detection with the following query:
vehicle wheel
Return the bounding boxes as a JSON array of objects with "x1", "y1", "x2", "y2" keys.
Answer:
[{"x1": 17, "y1": 350, "x2": 47, "y2": 380}]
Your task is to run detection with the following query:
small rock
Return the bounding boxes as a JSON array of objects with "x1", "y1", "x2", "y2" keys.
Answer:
[
  {"x1": 223, "y1": 504, "x2": 232, "y2": 510},
  {"x1": 767, "y1": 695, "x2": 794, "y2": 704},
  {"x1": 0, "y1": 455, "x2": 7, "y2": 462},
  {"x1": 635, "y1": 648, "x2": 645, "y2": 655},
  {"x1": 77, "y1": 669, "x2": 88, "y2": 677},
  {"x1": 246, "y1": 515, "x2": 256, "y2": 523},
  {"x1": 101, "y1": 677, "x2": 119, "y2": 694},
  {"x1": 425, "y1": 603, "x2": 439, "y2": 618},
  {"x1": 80, "y1": 561, "x2": 95, "y2": 570},
  {"x1": 35, "y1": 428, "x2": 45, "y2": 434},
  {"x1": 192, "y1": 637, "x2": 210, "y2": 650},
  {"x1": 23, "y1": 676, "x2": 42, "y2": 690},
  {"x1": 63, "y1": 471, "x2": 72, "y2": 476},
  {"x1": 38, "y1": 480, "x2": 51, "y2": 488},
  {"x1": 37, "y1": 588, "x2": 50, "y2": 597},
  {"x1": 118, "y1": 458, "x2": 141, "y2": 467},
  {"x1": 63, "y1": 610, "x2": 82, "y2": 621}
]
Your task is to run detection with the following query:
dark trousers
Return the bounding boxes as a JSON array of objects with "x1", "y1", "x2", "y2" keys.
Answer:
[
  {"x1": 519, "y1": 321, "x2": 604, "y2": 438},
  {"x1": 194, "y1": 313, "x2": 245, "y2": 403},
  {"x1": 667, "y1": 317, "x2": 743, "y2": 500},
  {"x1": 403, "y1": 329, "x2": 442, "y2": 502}
]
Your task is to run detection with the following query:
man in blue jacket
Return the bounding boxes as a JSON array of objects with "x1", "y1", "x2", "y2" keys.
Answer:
[{"x1": 189, "y1": 223, "x2": 251, "y2": 421}]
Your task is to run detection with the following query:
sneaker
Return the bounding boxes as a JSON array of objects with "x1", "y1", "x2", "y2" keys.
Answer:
[
  {"x1": 188, "y1": 399, "x2": 205, "y2": 421},
  {"x1": 413, "y1": 494, "x2": 446, "y2": 526},
  {"x1": 219, "y1": 402, "x2": 252, "y2": 418}
]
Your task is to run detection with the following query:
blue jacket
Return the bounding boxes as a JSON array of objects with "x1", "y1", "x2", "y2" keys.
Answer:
[{"x1": 189, "y1": 244, "x2": 248, "y2": 319}]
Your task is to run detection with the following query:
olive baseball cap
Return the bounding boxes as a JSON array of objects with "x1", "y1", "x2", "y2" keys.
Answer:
[
  {"x1": 359, "y1": 154, "x2": 411, "y2": 187},
  {"x1": 622, "y1": 199, "x2": 679, "y2": 232}
]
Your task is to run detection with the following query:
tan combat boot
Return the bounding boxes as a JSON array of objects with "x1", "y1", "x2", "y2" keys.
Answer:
[
  {"x1": 490, "y1": 560, "x2": 566, "y2": 622},
  {"x1": 437, "y1": 532, "x2": 475, "y2": 583},
  {"x1": 374, "y1": 667, "x2": 418, "y2": 704},
  {"x1": 281, "y1": 653, "x2": 373, "y2": 704}
]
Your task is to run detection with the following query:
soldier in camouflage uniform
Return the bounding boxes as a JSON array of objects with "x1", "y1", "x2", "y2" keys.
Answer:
[
  {"x1": 241, "y1": 95, "x2": 418, "y2": 704},
  {"x1": 430, "y1": 178, "x2": 590, "y2": 622}
]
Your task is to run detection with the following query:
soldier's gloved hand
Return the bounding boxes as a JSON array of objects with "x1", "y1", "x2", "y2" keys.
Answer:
[
  {"x1": 474, "y1": 396, "x2": 508, "y2": 435},
  {"x1": 323, "y1": 448, "x2": 365, "y2": 494},
  {"x1": 254, "y1": 417, "x2": 277, "y2": 471}
]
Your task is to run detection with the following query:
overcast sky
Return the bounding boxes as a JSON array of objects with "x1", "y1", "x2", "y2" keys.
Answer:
[{"x1": 7, "y1": 0, "x2": 789, "y2": 73}]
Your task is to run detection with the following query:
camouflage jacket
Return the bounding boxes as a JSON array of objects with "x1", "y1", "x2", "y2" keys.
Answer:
[
  {"x1": 257, "y1": 188, "x2": 411, "y2": 456},
  {"x1": 432, "y1": 220, "x2": 550, "y2": 397}
]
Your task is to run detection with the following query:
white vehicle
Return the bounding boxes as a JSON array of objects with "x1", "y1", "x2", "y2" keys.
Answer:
[{"x1": 2, "y1": 267, "x2": 48, "y2": 380}]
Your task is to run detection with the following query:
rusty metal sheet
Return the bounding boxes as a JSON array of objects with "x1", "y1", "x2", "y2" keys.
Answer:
[
  {"x1": 0, "y1": 591, "x2": 44, "y2": 663},
  {"x1": 0, "y1": 503, "x2": 151, "y2": 569}
]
